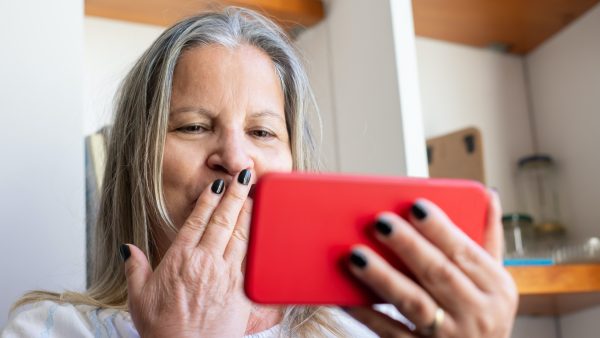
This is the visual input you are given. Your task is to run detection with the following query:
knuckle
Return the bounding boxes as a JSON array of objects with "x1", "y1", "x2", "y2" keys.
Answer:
[
  {"x1": 423, "y1": 260, "x2": 454, "y2": 285},
  {"x1": 373, "y1": 269, "x2": 397, "y2": 294},
  {"x1": 401, "y1": 297, "x2": 429, "y2": 321},
  {"x1": 450, "y1": 244, "x2": 478, "y2": 267},
  {"x1": 210, "y1": 213, "x2": 233, "y2": 230},
  {"x1": 230, "y1": 227, "x2": 249, "y2": 242},
  {"x1": 398, "y1": 235, "x2": 420, "y2": 257},
  {"x1": 475, "y1": 312, "x2": 497, "y2": 334},
  {"x1": 183, "y1": 213, "x2": 210, "y2": 231},
  {"x1": 227, "y1": 188, "x2": 247, "y2": 203}
]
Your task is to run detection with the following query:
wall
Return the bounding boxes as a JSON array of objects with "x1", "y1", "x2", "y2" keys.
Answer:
[
  {"x1": 525, "y1": 3, "x2": 600, "y2": 337},
  {"x1": 298, "y1": 0, "x2": 427, "y2": 177},
  {"x1": 84, "y1": 17, "x2": 164, "y2": 135},
  {"x1": 415, "y1": 37, "x2": 534, "y2": 213},
  {"x1": 0, "y1": 0, "x2": 85, "y2": 328},
  {"x1": 526, "y1": 3, "x2": 600, "y2": 243},
  {"x1": 414, "y1": 35, "x2": 557, "y2": 338}
]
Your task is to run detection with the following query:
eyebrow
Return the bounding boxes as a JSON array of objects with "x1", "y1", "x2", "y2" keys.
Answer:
[
  {"x1": 170, "y1": 107, "x2": 216, "y2": 118},
  {"x1": 249, "y1": 110, "x2": 286, "y2": 124},
  {"x1": 170, "y1": 107, "x2": 285, "y2": 123}
]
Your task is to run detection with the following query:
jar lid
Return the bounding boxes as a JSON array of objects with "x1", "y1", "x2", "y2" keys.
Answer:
[
  {"x1": 502, "y1": 213, "x2": 533, "y2": 223},
  {"x1": 518, "y1": 154, "x2": 554, "y2": 168}
]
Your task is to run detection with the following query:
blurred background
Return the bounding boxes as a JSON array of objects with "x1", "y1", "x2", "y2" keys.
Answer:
[{"x1": 1, "y1": 0, "x2": 599, "y2": 336}]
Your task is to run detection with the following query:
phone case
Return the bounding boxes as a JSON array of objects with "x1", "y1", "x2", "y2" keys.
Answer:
[{"x1": 244, "y1": 172, "x2": 489, "y2": 305}]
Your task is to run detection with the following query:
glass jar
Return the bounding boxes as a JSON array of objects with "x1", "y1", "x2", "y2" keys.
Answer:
[
  {"x1": 502, "y1": 213, "x2": 535, "y2": 256},
  {"x1": 516, "y1": 154, "x2": 565, "y2": 240}
]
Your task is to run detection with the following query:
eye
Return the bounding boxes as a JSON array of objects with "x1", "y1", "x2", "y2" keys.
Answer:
[
  {"x1": 176, "y1": 124, "x2": 209, "y2": 134},
  {"x1": 251, "y1": 129, "x2": 276, "y2": 139}
]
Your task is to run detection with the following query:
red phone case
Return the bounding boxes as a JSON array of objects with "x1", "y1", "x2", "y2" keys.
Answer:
[{"x1": 244, "y1": 172, "x2": 489, "y2": 305}]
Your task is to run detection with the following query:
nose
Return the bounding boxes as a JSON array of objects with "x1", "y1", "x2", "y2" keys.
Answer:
[{"x1": 206, "y1": 129, "x2": 254, "y2": 176}]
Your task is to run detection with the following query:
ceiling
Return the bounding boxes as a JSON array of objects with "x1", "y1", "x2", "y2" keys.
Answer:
[{"x1": 85, "y1": 0, "x2": 599, "y2": 55}]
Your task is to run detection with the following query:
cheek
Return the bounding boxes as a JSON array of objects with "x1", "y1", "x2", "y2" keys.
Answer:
[
  {"x1": 162, "y1": 137, "x2": 206, "y2": 198},
  {"x1": 256, "y1": 145, "x2": 294, "y2": 174}
]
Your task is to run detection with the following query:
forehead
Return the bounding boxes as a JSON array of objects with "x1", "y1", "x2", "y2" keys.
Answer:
[{"x1": 170, "y1": 44, "x2": 285, "y2": 116}]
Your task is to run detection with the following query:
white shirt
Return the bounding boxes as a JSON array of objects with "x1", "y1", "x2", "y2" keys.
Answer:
[{"x1": 1, "y1": 301, "x2": 395, "y2": 337}]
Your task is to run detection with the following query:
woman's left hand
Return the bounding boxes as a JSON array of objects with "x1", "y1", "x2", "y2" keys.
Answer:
[{"x1": 345, "y1": 189, "x2": 518, "y2": 338}]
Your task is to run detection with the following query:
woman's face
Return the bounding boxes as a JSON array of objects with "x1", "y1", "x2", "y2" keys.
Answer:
[{"x1": 162, "y1": 44, "x2": 293, "y2": 231}]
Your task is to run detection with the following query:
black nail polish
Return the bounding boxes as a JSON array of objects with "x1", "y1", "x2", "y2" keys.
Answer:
[
  {"x1": 374, "y1": 218, "x2": 393, "y2": 236},
  {"x1": 411, "y1": 202, "x2": 428, "y2": 220},
  {"x1": 211, "y1": 179, "x2": 224, "y2": 194},
  {"x1": 238, "y1": 169, "x2": 251, "y2": 185},
  {"x1": 119, "y1": 244, "x2": 131, "y2": 262},
  {"x1": 349, "y1": 250, "x2": 367, "y2": 269}
]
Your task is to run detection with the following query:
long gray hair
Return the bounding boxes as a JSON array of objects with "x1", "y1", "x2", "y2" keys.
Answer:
[{"x1": 16, "y1": 6, "x2": 348, "y2": 337}]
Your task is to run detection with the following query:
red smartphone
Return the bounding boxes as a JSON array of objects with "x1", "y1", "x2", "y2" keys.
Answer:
[{"x1": 244, "y1": 172, "x2": 489, "y2": 305}]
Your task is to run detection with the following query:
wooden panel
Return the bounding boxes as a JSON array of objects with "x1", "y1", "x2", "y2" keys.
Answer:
[
  {"x1": 426, "y1": 127, "x2": 486, "y2": 184},
  {"x1": 507, "y1": 264, "x2": 600, "y2": 315},
  {"x1": 85, "y1": 0, "x2": 324, "y2": 31},
  {"x1": 412, "y1": 0, "x2": 600, "y2": 54}
]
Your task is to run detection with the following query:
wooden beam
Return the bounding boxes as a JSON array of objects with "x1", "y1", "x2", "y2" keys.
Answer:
[{"x1": 85, "y1": 0, "x2": 324, "y2": 31}]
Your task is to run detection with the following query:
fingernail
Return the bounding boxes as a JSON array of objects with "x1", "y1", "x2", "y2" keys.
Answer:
[
  {"x1": 349, "y1": 250, "x2": 367, "y2": 269},
  {"x1": 238, "y1": 169, "x2": 251, "y2": 185},
  {"x1": 374, "y1": 218, "x2": 393, "y2": 236},
  {"x1": 248, "y1": 184, "x2": 256, "y2": 198},
  {"x1": 119, "y1": 244, "x2": 131, "y2": 262},
  {"x1": 411, "y1": 202, "x2": 428, "y2": 220},
  {"x1": 211, "y1": 179, "x2": 224, "y2": 194}
]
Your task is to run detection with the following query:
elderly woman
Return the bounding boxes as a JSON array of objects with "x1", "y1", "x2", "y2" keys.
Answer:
[{"x1": 2, "y1": 7, "x2": 517, "y2": 338}]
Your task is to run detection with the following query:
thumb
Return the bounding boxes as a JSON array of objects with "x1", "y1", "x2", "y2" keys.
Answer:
[{"x1": 119, "y1": 243, "x2": 152, "y2": 302}]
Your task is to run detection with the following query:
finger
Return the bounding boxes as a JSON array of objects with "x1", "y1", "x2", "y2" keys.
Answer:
[
  {"x1": 174, "y1": 178, "x2": 225, "y2": 249},
  {"x1": 347, "y1": 245, "x2": 440, "y2": 330},
  {"x1": 343, "y1": 306, "x2": 415, "y2": 338},
  {"x1": 199, "y1": 169, "x2": 252, "y2": 253},
  {"x1": 120, "y1": 244, "x2": 152, "y2": 305},
  {"x1": 223, "y1": 198, "x2": 252, "y2": 264},
  {"x1": 406, "y1": 199, "x2": 504, "y2": 292},
  {"x1": 370, "y1": 213, "x2": 482, "y2": 313},
  {"x1": 484, "y1": 189, "x2": 504, "y2": 261}
]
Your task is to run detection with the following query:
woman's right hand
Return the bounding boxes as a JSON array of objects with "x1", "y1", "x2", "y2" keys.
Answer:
[{"x1": 121, "y1": 169, "x2": 254, "y2": 338}]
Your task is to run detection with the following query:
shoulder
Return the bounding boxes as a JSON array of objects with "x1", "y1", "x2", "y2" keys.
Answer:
[{"x1": 1, "y1": 300, "x2": 139, "y2": 338}]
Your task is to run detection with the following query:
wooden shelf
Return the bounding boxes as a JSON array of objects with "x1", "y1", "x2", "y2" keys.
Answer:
[
  {"x1": 507, "y1": 264, "x2": 600, "y2": 316},
  {"x1": 85, "y1": 0, "x2": 324, "y2": 33},
  {"x1": 412, "y1": 0, "x2": 600, "y2": 54}
]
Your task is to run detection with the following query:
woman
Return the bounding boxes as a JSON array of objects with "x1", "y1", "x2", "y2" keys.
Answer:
[{"x1": 2, "y1": 7, "x2": 517, "y2": 338}]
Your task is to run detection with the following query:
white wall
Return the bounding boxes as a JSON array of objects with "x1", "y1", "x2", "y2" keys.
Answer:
[
  {"x1": 525, "y1": 3, "x2": 600, "y2": 337},
  {"x1": 0, "y1": 0, "x2": 85, "y2": 328},
  {"x1": 416, "y1": 37, "x2": 534, "y2": 213},
  {"x1": 84, "y1": 17, "x2": 164, "y2": 135},
  {"x1": 526, "y1": 3, "x2": 600, "y2": 243},
  {"x1": 415, "y1": 36, "x2": 557, "y2": 338},
  {"x1": 298, "y1": 0, "x2": 427, "y2": 177}
]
